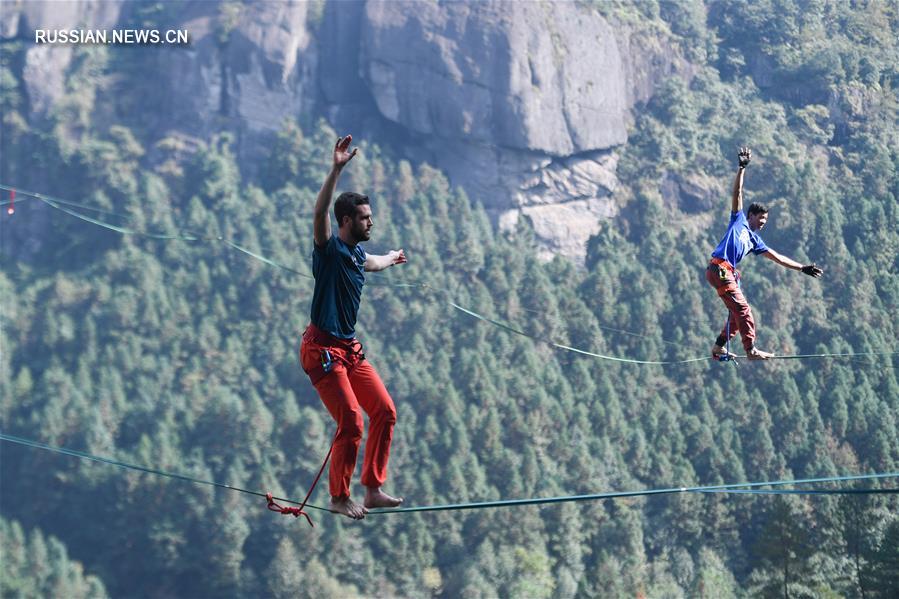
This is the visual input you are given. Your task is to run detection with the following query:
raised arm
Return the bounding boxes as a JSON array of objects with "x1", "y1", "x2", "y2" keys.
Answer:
[
  {"x1": 762, "y1": 249, "x2": 823, "y2": 277},
  {"x1": 314, "y1": 135, "x2": 358, "y2": 247},
  {"x1": 731, "y1": 147, "x2": 751, "y2": 213},
  {"x1": 364, "y1": 249, "x2": 407, "y2": 272}
]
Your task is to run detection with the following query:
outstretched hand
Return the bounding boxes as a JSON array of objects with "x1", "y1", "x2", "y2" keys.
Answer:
[
  {"x1": 389, "y1": 249, "x2": 407, "y2": 266},
  {"x1": 334, "y1": 135, "x2": 358, "y2": 169},
  {"x1": 801, "y1": 264, "x2": 823, "y2": 278},
  {"x1": 738, "y1": 147, "x2": 752, "y2": 168}
]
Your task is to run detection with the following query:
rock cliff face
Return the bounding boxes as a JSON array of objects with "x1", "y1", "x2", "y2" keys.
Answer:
[
  {"x1": 661, "y1": 172, "x2": 722, "y2": 215},
  {"x1": 360, "y1": 1, "x2": 628, "y2": 155},
  {"x1": 4, "y1": 1, "x2": 318, "y2": 149},
  {"x1": 353, "y1": 0, "x2": 629, "y2": 261},
  {"x1": 2, "y1": 0, "x2": 122, "y2": 115},
  {"x1": 216, "y1": 2, "x2": 318, "y2": 133},
  {"x1": 3, "y1": 0, "x2": 694, "y2": 263}
]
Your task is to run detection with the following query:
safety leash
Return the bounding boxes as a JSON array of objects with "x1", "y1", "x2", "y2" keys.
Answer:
[
  {"x1": 716, "y1": 246, "x2": 738, "y2": 366},
  {"x1": 267, "y1": 433, "x2": 336, "y2": 527}
]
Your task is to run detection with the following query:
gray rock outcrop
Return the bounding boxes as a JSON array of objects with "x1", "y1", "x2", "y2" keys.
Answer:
[
  {"x1": 145, "y1": 2, "x2": 318, "y2": 144},
  {"x1": 5, "y1": 0, "x2": 318, "y2": 168},
  {"x1": 218, "y1": 2, "x2": 318, "y2": 133},
  {"x1": 661, "y1": 172, "x2": 721, "y2": 214},
  {"x1": 2, "y1": 0, "x2": 123, "y2": 116},
  {"x1": 360, "y1": 0, "x2": 628, "y2": 156},
  {"x1": 352, "y1": 0, "x2": 637, "y2": 262},
  {"x1": 435, "y1": 141, "x2": 619, "y2": 262}
]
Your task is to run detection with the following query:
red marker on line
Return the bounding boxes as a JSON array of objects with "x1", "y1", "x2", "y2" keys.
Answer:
[{"x1": 7, "y1": 189, "x2": 14, "y2": 215}]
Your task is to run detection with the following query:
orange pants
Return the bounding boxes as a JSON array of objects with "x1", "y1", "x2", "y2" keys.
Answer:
[{"x1": 300, "y1": 324, "x2": 396, "y2": 499}]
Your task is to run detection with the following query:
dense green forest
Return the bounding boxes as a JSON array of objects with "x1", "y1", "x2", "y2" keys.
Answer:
[{"x1": 2, "y1": 1, "x2": 898, "y2": 597}]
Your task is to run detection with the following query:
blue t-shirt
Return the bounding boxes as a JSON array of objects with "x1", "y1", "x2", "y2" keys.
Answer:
[
  {"x1": 310, "y1": 235, "x2": 367, "y2": 339},
  {"x1": 711, "y1": 211, "x2": 769, "y2": 265}
]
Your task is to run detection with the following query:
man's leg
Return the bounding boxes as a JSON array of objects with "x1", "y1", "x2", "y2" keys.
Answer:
[
  {"x1": 714, "y1": 302, "x2": 741, "y2": 350},
  {"x1": 301, "y1": 341, "x2": 367, "y2": 519},
  {"x1": 707, "y1": 266, "x2": 771, "y2": 359},
  {"x1": 707, "y1": 267, "x2": 738, "y2": 357},
  {"x1": 348, "y1": 360, "x2": 402, "y2": 508},
  {"x1": 719, "y1": 284, "x2": 772, "y2": 359}
]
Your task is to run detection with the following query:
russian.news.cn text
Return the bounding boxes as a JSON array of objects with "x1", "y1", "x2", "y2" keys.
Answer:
[{"x1": 35, "y1": 29, "x2": 190, "y2": 45}]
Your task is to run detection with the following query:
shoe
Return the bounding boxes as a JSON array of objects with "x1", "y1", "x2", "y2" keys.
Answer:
[
  {"x1": 711, "y1": 345, "x2": 737, "y2": 360},
  {"x1": 747, "y1": 347, "x2": 775, "y2": 360}
]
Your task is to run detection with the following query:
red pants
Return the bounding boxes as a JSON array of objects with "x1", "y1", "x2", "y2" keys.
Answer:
[
  {"x1": 300, "y1": 324, "x2": 396, "y2": 499},
  {"x1": 705, "y1": 261, "x2": 756, "y2": 351}
]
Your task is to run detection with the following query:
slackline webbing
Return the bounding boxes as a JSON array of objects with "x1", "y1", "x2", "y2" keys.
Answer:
[
  {"x1": 697, "y1": 488, "x2": 899, "y2": 496},
  {"x1": 3, "y1": 433, "x2": 897, "y2": 518},
  {"x1": 0, "y1": 432, "x2": 329, "y2": 513},
  {"x1": 4, "y1": 184, "x2": 895, "y2": 367}
]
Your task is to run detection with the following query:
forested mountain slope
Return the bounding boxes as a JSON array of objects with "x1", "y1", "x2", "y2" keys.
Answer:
[{"x1": 2, "y1": 1, "x2": 898, "y2": 597}]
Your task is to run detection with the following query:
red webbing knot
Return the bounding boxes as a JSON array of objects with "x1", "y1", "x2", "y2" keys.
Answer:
[
  {"x1": 265, "y1": 433, "x2": 336, "y2": 528},
  {"x1": 266, "y1": 492, "x2": 314, "y2": 527}
]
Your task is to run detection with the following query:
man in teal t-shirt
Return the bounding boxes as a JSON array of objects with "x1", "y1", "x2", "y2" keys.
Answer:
[
  {"x1": 706, "y1": 148, "x2": 823, "y2": 360},
  {"x1": 300, "y1": 135, "x2": 407, "y2": 520}
]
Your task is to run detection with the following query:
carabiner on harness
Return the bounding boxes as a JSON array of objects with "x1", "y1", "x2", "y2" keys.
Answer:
[
  {"x1": 718, "y1": 265, "x2": 728, "y2": 281},
  {"x1": 714, "y1": 353, "x2": 739, "y2": 367}
]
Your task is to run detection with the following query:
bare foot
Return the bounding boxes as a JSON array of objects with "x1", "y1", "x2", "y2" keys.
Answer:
[
  {"x1": 364, "y1": 487, "x2": 404, "y2": 509},
  {"x1": 747, "y1": 347, "x2": 775, "y2": 360},
  {"x1": 330, "y1": 496, "x2": 368, "y2": 520}
]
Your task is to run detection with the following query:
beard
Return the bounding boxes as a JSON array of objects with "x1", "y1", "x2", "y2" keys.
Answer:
[{"x1": 352, "y1": 224, "x2": 371, "y2": 242}]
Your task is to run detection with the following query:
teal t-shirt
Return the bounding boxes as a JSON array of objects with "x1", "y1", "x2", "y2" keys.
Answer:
[{"x1": 310, "y1": 235, "x2": 366, "y2": 339}]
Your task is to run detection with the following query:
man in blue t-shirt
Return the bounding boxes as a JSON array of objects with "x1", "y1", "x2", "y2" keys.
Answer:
[
  {"x1": 299, "y1": 134, "x2": 407, "y2": 520},
  {"x1": 706, "y1": 147, "x2": 823, "y2": 360}
]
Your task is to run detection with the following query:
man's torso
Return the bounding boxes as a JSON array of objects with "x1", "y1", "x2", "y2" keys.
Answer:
[{"x1": 310, "y1": 235, "x2": 366, "y2": 339}]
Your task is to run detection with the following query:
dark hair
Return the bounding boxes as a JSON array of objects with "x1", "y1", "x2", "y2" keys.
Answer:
[
  {"x1": 747, "y1": 203, "x2": 768, "y2": 216},
  {"x1": 334, "y1": 192, "x2": 370, "y2": 226}
]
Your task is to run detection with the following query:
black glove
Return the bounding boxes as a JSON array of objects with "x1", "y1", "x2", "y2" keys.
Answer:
[
  {"x1": 738, "y1": 147, "x2": 752, "y2": 168},
  {"x1": 801, "y1": 264, "x2": 823, "y2": 277}
]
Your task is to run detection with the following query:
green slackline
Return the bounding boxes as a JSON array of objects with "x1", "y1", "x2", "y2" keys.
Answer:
[
  {"x1": 697, "y1": 488, "x2": 899, "y2": 496},
  {"x1": 367, "y1": 472, "x2": 899, "y2": 514},
  {"x1": 2, "y1": 432, "x2": 897, "y2": 519},
  {"x1": 0, "y1": 432, "x2": 329, "y2": 513},
  {"x1": 3, "y1": 182, "x2": 897, "y2": 367}
]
